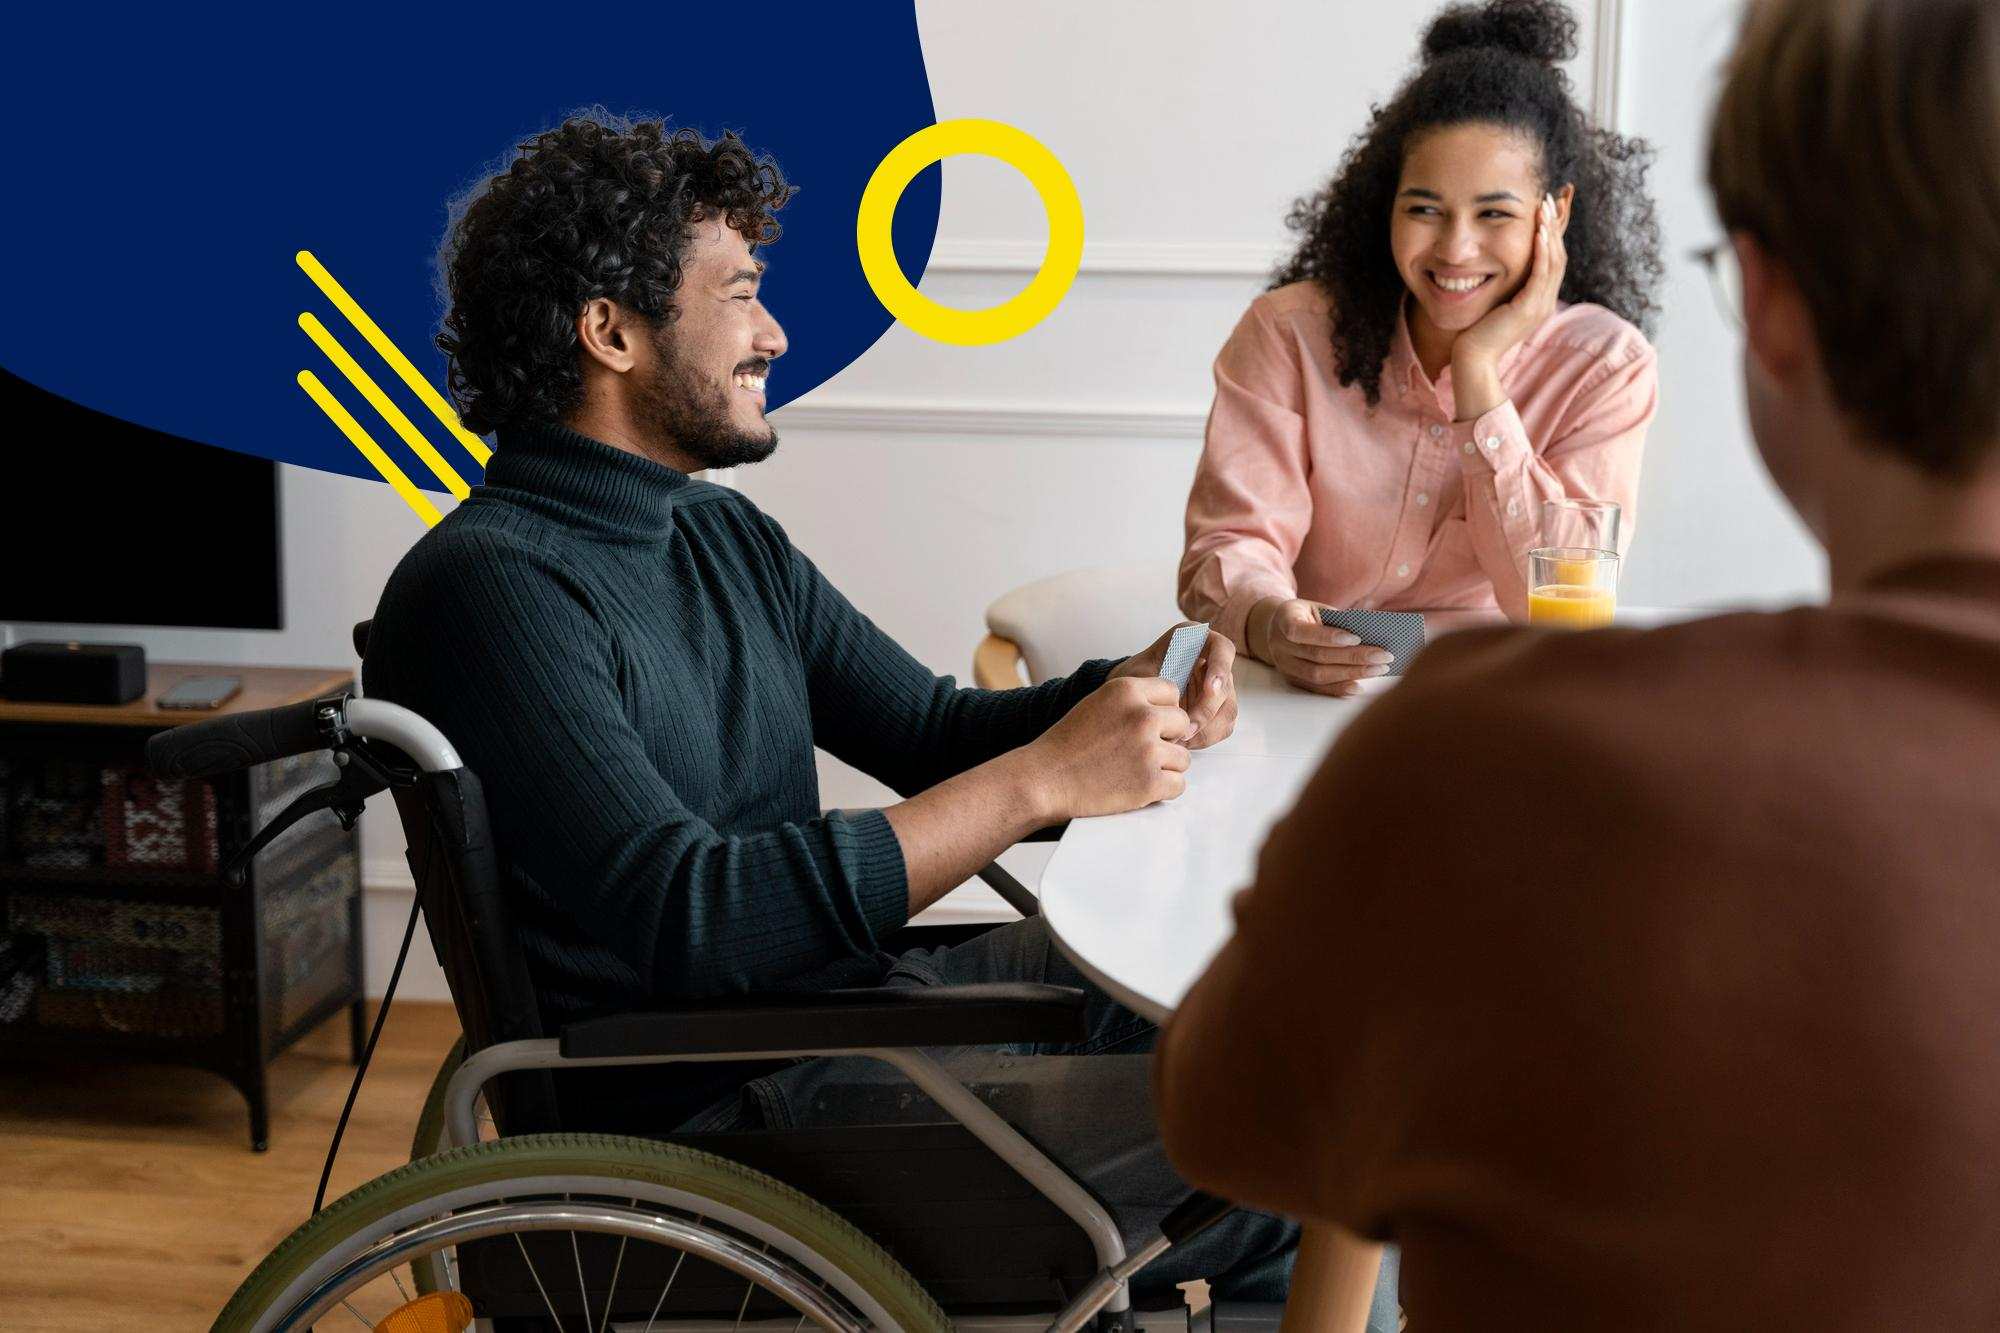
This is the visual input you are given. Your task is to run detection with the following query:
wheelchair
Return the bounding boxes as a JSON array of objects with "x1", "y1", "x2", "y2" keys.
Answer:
[{"x1": 147, "y1": 621, "x2": 1268, "y2": 1333}]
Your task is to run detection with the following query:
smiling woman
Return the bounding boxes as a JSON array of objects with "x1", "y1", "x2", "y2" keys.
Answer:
[
  {"x1": 1178, "y1": 0, "x2": 1666, "y2": 651},
  {"x1": 1280, "y1": 0, "x2": 1663, "y2": 406}
]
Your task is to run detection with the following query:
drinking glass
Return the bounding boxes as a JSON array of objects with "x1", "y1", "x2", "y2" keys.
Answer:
[
  {"x1": 1528, "y1": 547, "x2": 1618, "y2": 628},
  {"x1": 1542, "y1": 498, "x2": 1621, "y2": 555}
]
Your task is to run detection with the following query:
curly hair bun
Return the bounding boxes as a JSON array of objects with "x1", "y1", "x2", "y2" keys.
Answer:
[{"x1": 1421, "y1": 0, "x2": 1578, "y2": 66}]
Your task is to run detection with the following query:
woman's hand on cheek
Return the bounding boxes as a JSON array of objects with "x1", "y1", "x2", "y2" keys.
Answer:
[{"x1": 1450, "y1": 192, "x2": 1569, "y2": 418}]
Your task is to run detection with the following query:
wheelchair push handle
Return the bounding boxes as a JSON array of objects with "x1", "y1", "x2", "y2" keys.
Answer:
[{"x1": 146, "y1": 695, "x2": 347, "y2": 779}]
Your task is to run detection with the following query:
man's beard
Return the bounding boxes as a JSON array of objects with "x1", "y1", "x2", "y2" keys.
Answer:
[{"x1": 635, "y1": 329, "x2": 778, "y2": 471}]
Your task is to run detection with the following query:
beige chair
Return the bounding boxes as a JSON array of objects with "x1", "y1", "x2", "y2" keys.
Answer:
[{"x1": 975, "y1": 561, "x2": 1182, "y2": 688}]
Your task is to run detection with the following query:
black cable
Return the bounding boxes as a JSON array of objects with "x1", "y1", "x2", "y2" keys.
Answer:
[{"x1": 312, "y1": 884, "x2": 422, "y2": 1216}]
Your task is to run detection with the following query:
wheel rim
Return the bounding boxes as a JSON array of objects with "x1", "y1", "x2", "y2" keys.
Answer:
[
  {"x1": 243, "y1": 1171, "x2": 910, "y2": 1333},
  {"x1": 275, "y1": 1201, "x2": 865, "y2": 1333}
]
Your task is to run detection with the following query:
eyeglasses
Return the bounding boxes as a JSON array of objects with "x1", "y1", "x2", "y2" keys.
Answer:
[{"x1": 1691, "y1": 242, "x2": 1744, "y2": 330}]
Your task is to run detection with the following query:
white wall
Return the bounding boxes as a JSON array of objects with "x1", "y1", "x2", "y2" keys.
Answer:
[
  {"x1": 1614, "y1": 0, "x2": 1825, "y2": 606},
  {"x1": 8, "y1": 0, "x2": 1821, "y2": 999}
]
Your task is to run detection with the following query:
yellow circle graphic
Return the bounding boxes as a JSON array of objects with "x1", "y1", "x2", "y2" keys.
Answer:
[{"x1": 857, "y1": 119, "x2": 1084, "y2": 346}]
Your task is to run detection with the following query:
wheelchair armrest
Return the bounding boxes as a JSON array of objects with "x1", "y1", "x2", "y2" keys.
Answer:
[
  {"x1": 558, "y1": 982, "x2": 1089, "y2": 1060},
  {"x1": 1020, "y1": 822, "x2": 1069, "y2": 843}
]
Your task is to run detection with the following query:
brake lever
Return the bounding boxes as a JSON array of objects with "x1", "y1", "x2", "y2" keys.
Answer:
[{"x1": 221, "y1": 741, "x2": 407, "y2": 885}]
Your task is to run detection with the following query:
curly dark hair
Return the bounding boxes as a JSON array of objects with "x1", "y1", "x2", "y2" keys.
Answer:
[
  {"x1": 437, "y1": 113, "x2": 795, "y2": 436},
  {"x1": 1273, "y1": 0, "x2": 1664, "y2": 407}
]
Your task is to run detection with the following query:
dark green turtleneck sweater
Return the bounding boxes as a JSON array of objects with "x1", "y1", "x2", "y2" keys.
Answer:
[{"x1": 365, "y1": 424, "x2": 1112, "y2": 1106}]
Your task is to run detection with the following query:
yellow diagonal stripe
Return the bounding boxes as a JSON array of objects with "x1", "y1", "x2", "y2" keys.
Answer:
[
  {"x1": 297, "y1": 370, "x2": 443, "y2": 527},
  {"x1": 295, "y1": 249, "x2": 492, "y2": 466},
  {"x1": 299, "y1": 311, "x2": 469, "y2": 500}
]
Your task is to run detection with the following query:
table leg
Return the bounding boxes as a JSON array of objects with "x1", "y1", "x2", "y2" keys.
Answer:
[
  {"x1": 231, "y1": 1069, "x2": 272, "y2": 1154},
  {"x1": 1278, "y1": 1225, "x2": 1385, "y2": 1333}
]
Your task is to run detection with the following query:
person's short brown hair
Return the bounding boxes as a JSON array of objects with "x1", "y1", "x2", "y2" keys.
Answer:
[{"x1": 1708, "y1": 0, "x2": 2000, "y2": 475}]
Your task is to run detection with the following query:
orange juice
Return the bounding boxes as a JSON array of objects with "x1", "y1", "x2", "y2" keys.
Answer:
[
  {"x1": 1528, "y1": 583, "x2": 1615, "y2": 628},
  {"x1": 1549, "y1": 557, "x2": 1603, "y2": 587}
]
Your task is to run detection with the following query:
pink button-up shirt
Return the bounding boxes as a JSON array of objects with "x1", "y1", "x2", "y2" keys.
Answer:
[{"x1": 1180, "y1": 281, "x2": 1658, "y2": 639}]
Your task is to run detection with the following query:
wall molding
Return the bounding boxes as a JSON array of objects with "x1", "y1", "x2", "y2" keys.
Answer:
[
  {"x1": 1592, "y1": 0, "x2": 1626, "y2": 130},
  {"x1": 774, "y1": 398, "x2": 1207, "y2": 440},
  {"x1": 793, "y1": 238, "x2": 1239, "y2": 444},
  {"x1": 925, "y1": 238, "x2": 1278, "y2": 279}
]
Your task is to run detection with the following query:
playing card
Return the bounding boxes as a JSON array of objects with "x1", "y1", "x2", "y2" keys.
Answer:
[
  {"x1": 1318, "y1": 608, "x2": 1426, "y2": 675},
  {"x1": 1159, "y1": 622, "x2": 1210, "y2": 693}
]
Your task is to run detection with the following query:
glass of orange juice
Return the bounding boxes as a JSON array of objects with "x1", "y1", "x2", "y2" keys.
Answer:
[{"x1": 1528, "y1": 547, "x2": 1618, "y2": 627}]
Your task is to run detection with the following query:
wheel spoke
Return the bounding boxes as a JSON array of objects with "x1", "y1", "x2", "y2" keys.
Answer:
[
  {"x1": 595, "y1": 1200, "x2": 637, "y2": 1333},
  {"x1": 514, "y1": 1230, "x2": 569, "y2": 1333},
  {"x1": 339, "y1": 1295, "x2": 374, "y2": 1327},
  {"x1": 642, "y1": 1213, "x2": 701, "y2": 1332},
  {"x1": 570, "y1": 1225, "x2": 592, "y2": 1333},
  {"x1": 731, "y1": 1241, "x2": 770, "y2": 1333}
]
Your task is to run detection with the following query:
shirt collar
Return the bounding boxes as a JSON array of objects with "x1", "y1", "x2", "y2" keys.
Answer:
[{"x1": 482, "y1": 421, "x2": 694, "y2": 537}]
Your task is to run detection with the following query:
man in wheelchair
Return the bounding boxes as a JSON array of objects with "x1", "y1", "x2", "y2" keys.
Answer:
[{"x1": 359, "y1": 114, "x2": 1314, "y2": 1315}]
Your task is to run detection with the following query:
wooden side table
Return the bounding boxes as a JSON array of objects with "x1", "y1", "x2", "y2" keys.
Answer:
[{"x1": 0, "y1": 663, "x2": 365, "y2": 1150}]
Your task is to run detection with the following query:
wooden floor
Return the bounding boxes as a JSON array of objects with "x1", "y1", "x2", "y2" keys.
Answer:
[
  {"x1": 0, "y1": 999, "x2": 462, "y2": 1328},
  {"x1": 0, "y1": 1000, "x2": 1217, "y2": 1327}
]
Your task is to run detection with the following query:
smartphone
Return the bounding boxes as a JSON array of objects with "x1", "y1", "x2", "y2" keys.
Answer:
[{"x1": 158, "y1": 674, "x2": 243, "y2": 710}]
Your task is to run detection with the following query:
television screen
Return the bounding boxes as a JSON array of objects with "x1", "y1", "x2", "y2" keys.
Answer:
[{"x1": 0, "y1": 367, "x2": 283, "y2": 630}]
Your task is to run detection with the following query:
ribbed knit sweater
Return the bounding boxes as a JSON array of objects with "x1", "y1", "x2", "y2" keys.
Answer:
[{"x1": 364, "y1": 425, "x2": 1111, "y2": 1071}]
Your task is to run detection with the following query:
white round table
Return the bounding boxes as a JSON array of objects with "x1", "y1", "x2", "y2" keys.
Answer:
[
  {"x1": 1039, "y1": 658, "x2": 1370, "y2": 1021},
  {"x1": 1039, "y1": 608, "x2": 1693, "y2": 1020}
]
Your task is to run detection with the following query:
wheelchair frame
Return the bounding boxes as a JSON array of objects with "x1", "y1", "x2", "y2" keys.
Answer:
[{"x1": 148, "y1": 621, "x2": 1258, "y2": 1333}]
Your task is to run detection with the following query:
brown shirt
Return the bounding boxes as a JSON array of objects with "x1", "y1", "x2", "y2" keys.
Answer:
[{"x1": 1157, "y1": 557, "x2": 2000, "y2": 1330}]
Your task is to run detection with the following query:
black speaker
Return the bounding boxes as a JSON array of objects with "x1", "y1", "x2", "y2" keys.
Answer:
[{"x1": 0, "y1": 641, "x2": 148, "y2": 705}]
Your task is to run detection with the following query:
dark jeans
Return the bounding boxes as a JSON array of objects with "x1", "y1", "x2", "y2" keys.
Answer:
[{"x1": 678, "y1": 915, "x2": 1401, "y2": 1325}]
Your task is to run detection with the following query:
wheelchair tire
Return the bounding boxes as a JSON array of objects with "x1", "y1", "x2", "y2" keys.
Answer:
[
  {"x1": 216, "y1": 1133, "x2": 950, "y2": 1333},
  {"x1": 408, "y1": 1034, "x2": 467, "y2": 1163},
  {"x1": 405, "y1": 1035, "x2": 467, "y2": 1296}
]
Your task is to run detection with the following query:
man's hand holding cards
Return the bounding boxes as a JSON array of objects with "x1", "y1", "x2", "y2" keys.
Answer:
[{"x1": 1109, "y1": 621, "x2": 1238, "y2": 749}]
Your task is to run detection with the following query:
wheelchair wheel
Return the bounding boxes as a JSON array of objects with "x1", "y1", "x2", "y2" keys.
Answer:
[
  {"x1": 408, "y1": 1036, "x2": 495, "y2": 1296},
  {"x1": 218, "y1": 1133, "x2": 949, "y2": 1333},
  {"x1": 410, "y1": 1036, "x2": 491, "y2": 1162}
]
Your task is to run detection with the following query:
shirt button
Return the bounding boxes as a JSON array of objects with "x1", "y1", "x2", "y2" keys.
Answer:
[
  {"x1": 1507, "y1": 500, "x2": 1520, "y2": 517},
  {"x1": 1462, "y1": 441, "x2": 1476, "y2": 455},
  {"x1": 1485, "y1": 436, "x2": 1501, "y2": 450},
  {"x1": 1428, "y1": 424, "x2": 1445, "y2": 438},
  {"x1": 1396, "y1": 562, "x2": 1410, "y2": 578},
  {"x1": 1416, "y1": 492, "x2": 1430, "y2": 508}
]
